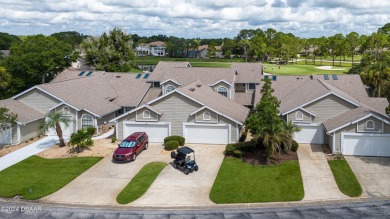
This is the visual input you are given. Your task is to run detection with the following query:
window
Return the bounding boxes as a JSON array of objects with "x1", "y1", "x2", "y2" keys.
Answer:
[
  {"x1": 203, "y1": 111, "x2": 211, "y2": 120},
  {"x1": 217, "y1": 86, "x2": 228, "y2": 97},
  {"x1": 143, "y1": 110, "x2": 150, "y2": 118},
  {"x1": 295, "y1": 111, "x2": 303, "y2": 120},
  {"x1": 81, "y1": 114, "x2": 94, "y2": 129},
  {"x1": 153, "y1": 82, "x2": 160, "y2": 88},
  {"x1": 62, "y1": 106, "x2": 70, "y2": 115},
  {"x1": 166, "y1": 85, "x2": 175, "y2": 93},
  {"x1": 248, "y1": 83, "x2": 256, "y2": 90},
  {"x1": 365, "y1": 120, "x2": 375, "y2": 130}
]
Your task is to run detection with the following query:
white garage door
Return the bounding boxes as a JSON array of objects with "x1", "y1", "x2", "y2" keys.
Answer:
[
  {"x1": 294, "y1": 124, "x2": 324, "y2": 144},
  {"x1": 184, "y1": 124, "x2": 229, "y2": 144},
  {"x1": 0, "y1": 128, "x2": 12, "y2": 145},
  {"x1": 47, "y1": 116, "x2": 73, "y2": 137},
  {"x1": 341, "y1": 133, "x2": 390, "y2": 157},
  {"x1": 123, "y1": 122, "x2": 170, "y2": 143}
]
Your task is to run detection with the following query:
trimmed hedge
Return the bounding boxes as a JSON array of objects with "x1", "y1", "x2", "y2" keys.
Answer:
[
  {"x1": 164, "y1": 140, "x2": 179, "y2": 151},
  {"x1": 233, "y1": 150, "x2": 243, "y2": 158},
  {"x1": 164, "y1": 136, "x2": 185, "y2": 146},
  {"x1": 224, "y1": 141, "x2": 257, "y2": 156},
  {"x1": 291, "y1": 140, "x2": 299, "y2": 152}
]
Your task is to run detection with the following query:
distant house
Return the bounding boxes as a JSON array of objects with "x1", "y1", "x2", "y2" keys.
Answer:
[
  {"x1": 188, "y1": 45, "x2": 224, "y2": 58},
  {"x1": 0, "y1": 50, "x2": 10, "y2": 57},
  {"x1": 135, "y1": 41, "x2": 166, "y2": 57}
]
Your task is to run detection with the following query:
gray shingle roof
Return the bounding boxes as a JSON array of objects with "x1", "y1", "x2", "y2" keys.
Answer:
[
  {"x1": 51, "y1": 69, "x2": 102, "y2": 83},
  {"x1": 147, "y1": 62, "x2": 191, "y2": 82},
  {"x1": 177, "y1": 80, "x2": 250, "y2": 124},
  {"x1": 233, "y1": 93, "x2": 254, "y2": 106},
  {"x1": 231, "y1": 63, "x2": 263, "y2": 83},
  {"x1": 0, "y1": 99, "x2": 44, "y2": 124},
  {"x1": 322, "y1": 106, "x2": 389, "y2": 132}
]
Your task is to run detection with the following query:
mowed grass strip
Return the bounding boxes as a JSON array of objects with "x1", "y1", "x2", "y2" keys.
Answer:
[
  {"x1": 117, "y1": 162, "x2": 167, "y2": 204},
  {"x1": 0, "y1": 156, "x2": 102, "y2": 200},
  {"x1": 210, "y1": 158, "x2": 304, "y2": 203},
  {"x1": 264, "y1": 64, "x2": 350, "y2": 75},
  {"x1": 328, "y1": 160, "x2": 362, "y2": 197},
  {"x1": 189, "y1": 62, "x2": 231, "y2": 68}
]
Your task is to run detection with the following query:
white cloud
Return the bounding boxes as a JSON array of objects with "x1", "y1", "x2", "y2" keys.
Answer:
[{"x1": 0, "y1": 0, "x2": 388, "y2": 38}]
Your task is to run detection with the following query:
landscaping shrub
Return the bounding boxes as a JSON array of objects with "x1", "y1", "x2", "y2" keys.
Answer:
[
  {"x1": 234, "y1": 141, "x2": 257, "y2": 153},
  {"x1": 239, "y1": 131, "x2": 247, "y2": 142},
  {"x1": 291, "y1": 140, "x2": 299, "y2": 152},
  {"x1": 233, "y1": 150, "x2": 243, "y2": 158},
  {"x1": 256, "y1": 137, "x2": 265, "y2": 149},
  {"x1": 111, "y1": 137, "x2": 117, "y2": 143},
  {"x1": 164, "y1": 140, "x2": 179, "y2": 151},
  {"x1": 68, "y1": 129, "x2": 94, "y2": 153},
  {"x1": 225, "y1": 144, "x2": 235, "y2": 155},
  {"x1": 164, "y1": 136, "x2": 185, "y2": 146},
  {"x1": 86, "y1": 127, "x2": 96, "y2": 136}
]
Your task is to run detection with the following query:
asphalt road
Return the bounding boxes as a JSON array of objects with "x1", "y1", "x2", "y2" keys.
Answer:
[{"x1": 0, "y1": 198, "x2": 389, "y2": 219}]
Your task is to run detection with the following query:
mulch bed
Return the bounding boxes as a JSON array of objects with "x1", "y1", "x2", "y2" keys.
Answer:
[{"x1": 239, "y1": 148, "x2": 298, "y2": 165}]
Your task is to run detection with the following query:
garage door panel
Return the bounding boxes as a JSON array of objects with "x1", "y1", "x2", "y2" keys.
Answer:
[
  {"x1": 47, "y1": 116, "x2": 73, "y2": 137},
  {"x1": 184, "y1": 124, "x2": 229, "y2": 144},
  {"x1": 294, "y1": 125, "x2": 324, "y2": 144},
  {"x1": 124, "y1": 123, "x2": 169, "y2": 143},
  {"x1": 342, "y1": 134, "x2": 390, "y2": 157}
]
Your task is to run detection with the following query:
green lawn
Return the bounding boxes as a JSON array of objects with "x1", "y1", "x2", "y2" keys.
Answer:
[
  {"x1": 134, "y1": 56, "x2": 243, "y2": 65},
  {"x1": 189, "y1": 62, "x2": 231, "y2": 68},
  {"x1": 117, "y1": 162, "x2": 167, "y2": 204},
  {"x1": 328, "y1": 160, "x2": 362, "y2": 197},
  {"x1": 264, "y1": 64, "x2": 350, "y2": 75},
  {"x1": 210, "y1": 158, "x2": 304, "y2": 203},
  {"x1": 0, "y1": 156, "x2": 102, "y2": 200},
  {"x1": 129, "y1": 67, "x2": 143, "y2": 73}
]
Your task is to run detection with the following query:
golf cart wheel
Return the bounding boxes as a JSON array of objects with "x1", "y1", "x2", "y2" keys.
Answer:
[
  {"x1": 173, "y1": 163, "x2": 178, "y2": 169},
  {"x1": 194, "y1": 166, "x2": 199, "y2": 171},
  {"x1": 132, "y1": 153, "x2": 137, "y2": 161},
  {"x1": 184, "y1": 168, "x2": 190, "y2": 175},
  {"x1": 144, "y1": 143, "x2": 148, "y2": 150}
]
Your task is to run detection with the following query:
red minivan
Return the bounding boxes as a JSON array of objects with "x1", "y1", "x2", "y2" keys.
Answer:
[{"x1": 113, "y1": 132, "x2": 149, "y2": 162}]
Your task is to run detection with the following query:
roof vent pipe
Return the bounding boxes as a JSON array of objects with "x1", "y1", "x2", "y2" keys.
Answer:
[
  {"x1": 196, "y1": 84, "x2": 201, "y2": 87},
  {"x1": 235, "y1": 68, "x2": 238, "y2": 75},
  {"x1": 189, "y1": 88, "x2": 195, "y2": 91}
]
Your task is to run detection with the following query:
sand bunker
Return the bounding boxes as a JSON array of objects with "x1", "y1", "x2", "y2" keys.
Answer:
[{"x1": 315, "y1": 66, "x2": 345, "y2": 70}]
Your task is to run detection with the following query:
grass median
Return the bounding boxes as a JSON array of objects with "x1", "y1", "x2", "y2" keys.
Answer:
[
  {"x1": 117, "y1": 162, "x2": 167, "y2": 204},
  {"x1": 0, "y1": 156, "x2": 102, "y2": 200},
  {"x1": 210, "y1": 158, "x2": 304, "y2": 203},
  {"x1": 328, "y1": 159, "x2": 362, "y2": 197}
]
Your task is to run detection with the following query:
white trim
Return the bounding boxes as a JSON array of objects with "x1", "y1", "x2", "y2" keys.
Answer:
[
  {"x1": 190, "y1": 105, "x2": 243, "y2": 125},
  {"x1": 81, "y1": 114, "x2": 94, "y2": 129},
  {"x1": 236, "y1": 124, "x2": 239, "y2": 143},
  {"x1": 122, "y1": 121, "x2": 171, "y2": 140},
  {"x1": 294, "y1": 123, "x2": 322, "y2": 127},
  {"x1": 136, "y1": 109, "x2": 159, "y2": 122},
  {"x1": 332, "y1": 133, "x2": 336, "y2": 153},
  {"x1": 160, "y1": 79, "x2": 182, "y2": 86},
  {"x1": 115, "y1": 122, "x2": 118, "y2": 140},
  {"x1": 165, "y1": 85, "x2": 175, "y2": 94},
  {"x1": 282, "y1": 92, "x2": 360, "y2": 116},
  {"x1": 48, "y1": 102, "x2": 80, "y2": 112},
  {"x1": 143, "y1": 110, "x2": 151, "y2": 119},
  {"x1": 209, "y1": 79, "x2": 232, "y2": 87},
  {"x1": 203, "y1": 111, "x2": 211, "y2": 120},
  {"x1": 76, "y1": 111, "x2": 79, "y2": 131},
  {"x1": 109, "y1": 104, "x2": 161, "y2": 122},
  {"x1": 327, "y1": 113, "x2": 390, "y2": 134},
  {"x1": 300, "y1": 108, "x2": 316, "y2": 117},
  {"x1": 341, "y1": 132, "x2": 390, "y2": 154},
  {"x1": 12, "y1": 86, "x2": 62, "y2": 102},
  {"x1": 182, "y1": 122, "x2": 231, "y2": 144},
  {"x1": 365, "y1": 120, "x2": 375, "y2": 130},
  {"x1": 295, "y1": 111, "x2": 304, "y2": 121}
]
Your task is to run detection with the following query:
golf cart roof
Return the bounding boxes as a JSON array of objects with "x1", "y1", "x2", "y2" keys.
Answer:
[{"x1": 177, "y1": 146, "x2": 194, "y2": 154}]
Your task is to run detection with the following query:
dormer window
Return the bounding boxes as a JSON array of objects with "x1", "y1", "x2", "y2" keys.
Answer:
[
  {"x1": 166, "y1": 85, "x2": 175, "y2": 93},
  {"x1": 143, "y1": 110, "x2": 150, "y2": 118},
  {"x1": 295, "y1": 111, "x2": 303, "y2": 120},
  {"x1": 217, "y1": 86, "x2": 228, "y2": 97},
  {"x1": 365, "y1": 120, "x2": 375, "y2": 130},
  {"x1": 203, "y1": 112, "x2": 211, "y2": 120}
]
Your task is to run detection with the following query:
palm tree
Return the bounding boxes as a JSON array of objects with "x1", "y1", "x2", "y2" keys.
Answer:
[
  {"x1": 283, "y1": 121, "x2": 301, "y2": 152},
  {"x1": 40, "y1": 111, "x2": 70, "y2": 147},
  {"x1": 261, "y1": 122, "x2": 288, "y2": 157}
]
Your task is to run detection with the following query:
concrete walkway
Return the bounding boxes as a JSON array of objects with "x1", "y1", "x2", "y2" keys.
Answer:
[
  {"x1": 0, "y1": 136, "x2": 60, "y2": 171},
  {"x1": 297, "y1": 144, "x2": 348, "y2": 201}
]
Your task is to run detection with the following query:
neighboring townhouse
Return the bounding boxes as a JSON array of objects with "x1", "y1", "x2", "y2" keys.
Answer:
[
  {"x1": 0, "y1": 99, "x2": 44, "y2": 145},
  {"x1": 111, "y1": 80, "x2": 249, "y2": 144},
  {"x1": 7, "y1": 71, "x2": 153, "y2": 140},
  {"x1": 258, "y1": 74, "x2": 390, "y2": 157},
  {"x1": 135, "y1": 41, "x2": 166, "y2": 56}
]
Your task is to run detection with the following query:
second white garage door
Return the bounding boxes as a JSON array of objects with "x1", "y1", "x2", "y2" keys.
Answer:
[
  {"x1": 341, "y1": 133, "x2": 390, "y2": 157},
  {"x1": 184, "y1": 124, "x2": 230, "y2": 144},
  {"x1": 294, "y1": 124, "x2": 324, "y2": 144},
  {"x1": 123, "y1": 122, "x2": 170, "y2": 143}
]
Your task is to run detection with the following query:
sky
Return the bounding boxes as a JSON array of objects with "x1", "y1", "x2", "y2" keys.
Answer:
[{"x1": 0, "y1": 0, "x2": 389, "y2": 39}]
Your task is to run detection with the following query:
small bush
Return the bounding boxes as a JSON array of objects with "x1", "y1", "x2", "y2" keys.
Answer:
[
  {"x1": 239, "y1": 131, "x2": 247, "y2": 142},
  {"x1": 164, "y1": 136, "x2": 185, "y2": 146},
  {"x1": 225, "y1": 144, "x2": 235, "y2": 155},
  {"x1": 256, "y1": 137, "x2": 265, "y2": 149},
  {"x1": 234, "y1": 141, "x2": 257, "y2": 153},
  {"x1": 291, "y1": 140, "x2": 299, "y2": 152},
  {"x1": 233, "y1": 150, "x2": 243, "y2": 158},
  {"x1": 86, "y1": 127, "x2": 96, "y2": 136},
  {"x1": 164, "y1": 140, "x2": 179, "y2": 151},
  {"x1": 111, "y1": 137, "x2": 117, "y2": 143}
]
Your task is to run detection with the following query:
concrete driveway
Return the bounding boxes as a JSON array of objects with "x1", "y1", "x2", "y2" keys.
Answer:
[
  {"x1": 345, "y1": 156, "x2": 390, "y2": 198},
  {"x1": 129, "y1": 144, "x2": 226, "y2": 207},
  {"x1": 42, "y1": 143, "x2": 225, "y2": 206},
  {"x1": 297, "y1": 144, "x2": 348, "y2": 201}
]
